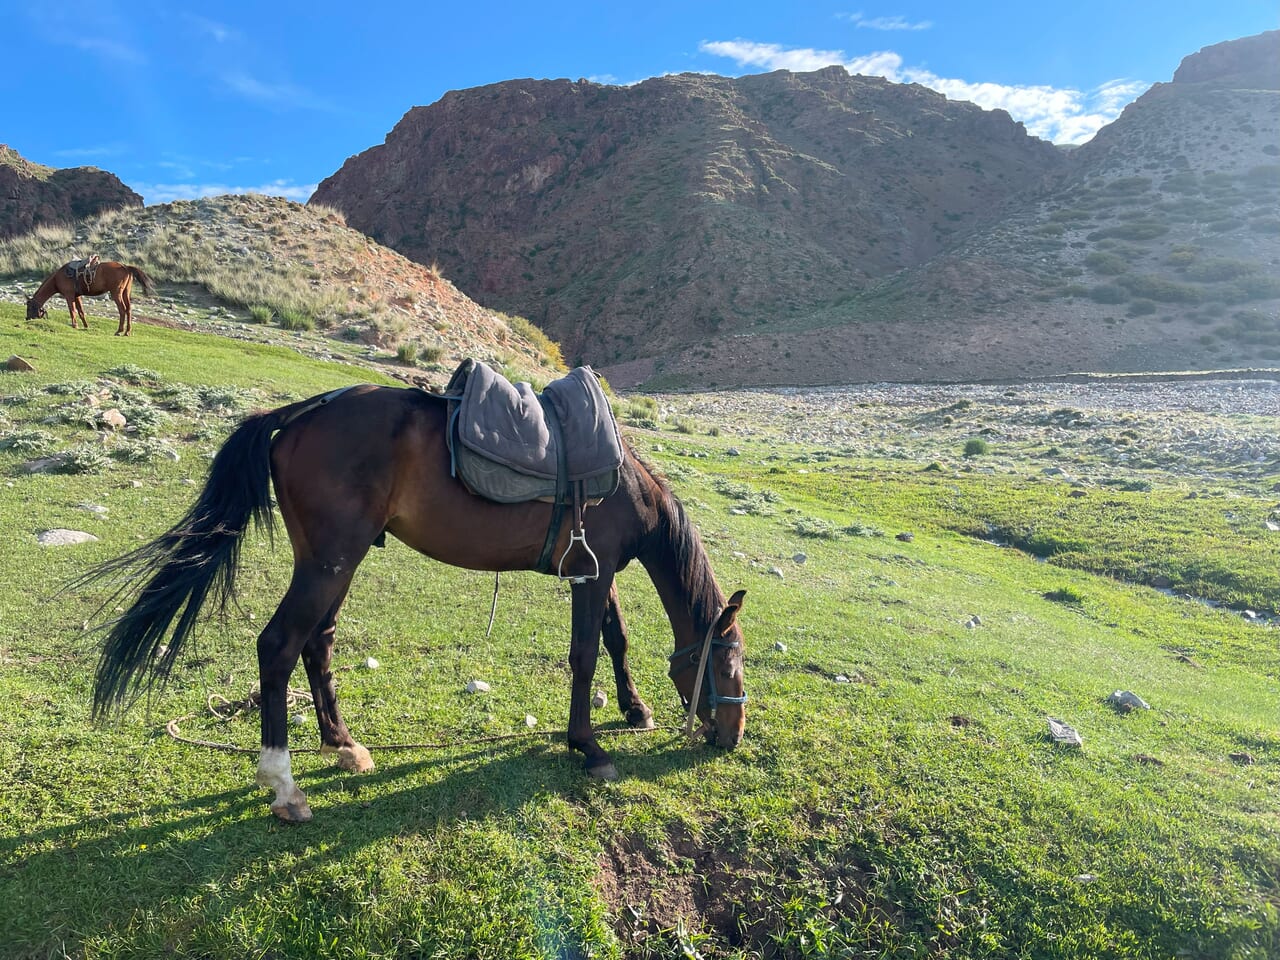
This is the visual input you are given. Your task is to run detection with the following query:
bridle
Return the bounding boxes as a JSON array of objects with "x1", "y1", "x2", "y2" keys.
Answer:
[{"x1": 669, "y1": 615, "x2": 748, "y2": 737}]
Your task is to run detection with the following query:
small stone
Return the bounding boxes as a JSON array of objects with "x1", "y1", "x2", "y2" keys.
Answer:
[
  {"x1": 1150, "y1": 575, "x2": 1172, "y2": 589},
  {"x1": 1266, "y1": 521, "x2": 1280, "y2": 532},
  {"x1": 130, "y1": 479, "x2": 145, "y2": 488},
  {"x1": 1229, "y1": 751, "x2": 1255, "y2": 765},
  {"x1": 5, "y1": 355, "x2": 35, "y2": 371},
  {"x1": 525, "y1": 714, "x2": 538, "y2": 728},
  {"x1": 20, "y1": 455, "x2": 67, "y2": 474},
  {"x1": 1074, "y1": 874, "x2": 1097, "y2": 884},
  {"x1": 773, "y1": 641, "x2": 787, "y2": 652},
  {"x1": 1106, "y1": 690, "x2": 1150, "y2": 712},
  {"x1": 364, "y1": 656, "x2": 380, "y2": 669},
  {"x1": 895, "y1": 532, "x2": 914, "y2": 542},
  {"x1": 834, "y1": 674, "x2": 851, "y2": 683},
  {"x1": 465, "y1": 679, "x2": 490, "y2": 694},
  {"x1": 1068, "y1": 489, "x2": 1088, "y2": 498},
  {"x1": 1047, "y1": 717, "x2": 1083, "y2": 747},
  {"x1": 592, "y1": 690, "x2": 607, "y2": 708},
  {"x1": 78, "y1": 503, "x2": 108, "y2": 516},
  {"x1": 792, "y1": 552, "x2": 806, "y2": 564},
  {"x1": 768, "y1": 566, "x2": 784, "y2": 578},
  {"x1": 37, "y1": 528, "x2": 99, "y2": 547},
  {"x1": 726, "y1": 447, "x2": 741, "y2": 456},
  {"x1": 291, "y1": 713, "x2": 306, "y2": 726}
]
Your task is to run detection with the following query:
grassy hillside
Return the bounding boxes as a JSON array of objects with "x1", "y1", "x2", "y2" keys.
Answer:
[
  {"x1": 2, "y1": 306, "x2": 1278, "y2": 958},
  {"x1": 0, "y1": 195, "x2": 565, "y2": 386}
]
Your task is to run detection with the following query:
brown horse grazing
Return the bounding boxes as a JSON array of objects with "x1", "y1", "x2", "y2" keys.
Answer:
[
  {"x1": 26, "y1": 261, "x2": 156, "y2": 335},
  {"x1": 85, "y1": 384, "x2": 748, "y2": 821}
]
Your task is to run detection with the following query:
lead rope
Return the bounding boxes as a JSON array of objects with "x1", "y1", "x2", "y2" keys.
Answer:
[
  {"x1": 485, "y1": 572, "x2": 499, "y2": 638},
  {"x1": 166, "y1": 687, "x2": 671, "y2": 755},
  {"x1": 683, "y1": 620, "x2": 717, "y2": 738}
]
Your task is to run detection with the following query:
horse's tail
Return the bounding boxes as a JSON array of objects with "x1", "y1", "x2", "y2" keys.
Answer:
[
  {"x1": 82, "y1": 395, "x2": 321, "y2": 718},
  {"x1": 127, "y1": 265, "x2": 156, "y2": 296}
]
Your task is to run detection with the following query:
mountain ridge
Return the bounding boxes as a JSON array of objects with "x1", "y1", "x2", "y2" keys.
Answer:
[{"x1": 313, "y1": 31, "x2": 1279, "y2": 388}]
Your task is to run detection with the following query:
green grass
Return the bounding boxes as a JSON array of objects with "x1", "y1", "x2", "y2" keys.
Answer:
[{"x1": 1, "y1": 303, "x2": 1278, "y2": 958}]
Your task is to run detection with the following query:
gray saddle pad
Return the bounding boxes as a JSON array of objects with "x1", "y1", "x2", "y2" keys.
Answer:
[{"x1": 450, "y1": 361, "x2": 623, "y2": 503}]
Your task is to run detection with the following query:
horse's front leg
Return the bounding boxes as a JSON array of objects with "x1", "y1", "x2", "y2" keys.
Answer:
[
  {"x1": 601, "y1": 580, "x2": 654, "y2": 729},
  {"x1": 567, "y1": 573, "x2": 618, "y2": 779}
]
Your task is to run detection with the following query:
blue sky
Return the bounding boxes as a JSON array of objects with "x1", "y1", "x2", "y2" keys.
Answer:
[{"x1": 3, "y1": 1, "x2": 1275, "y2": 206}]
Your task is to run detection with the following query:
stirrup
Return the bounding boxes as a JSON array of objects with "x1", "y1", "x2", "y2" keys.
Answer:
[{"x1": 557, "y1": 530, "x2": 600, "y2": 584}]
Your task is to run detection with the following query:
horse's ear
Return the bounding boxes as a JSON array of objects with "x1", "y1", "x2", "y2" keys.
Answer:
[{"x1": 716, "y1": 589, "x2": 746, "y2": 636}]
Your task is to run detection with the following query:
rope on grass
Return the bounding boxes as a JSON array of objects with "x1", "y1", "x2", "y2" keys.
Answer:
[{"x1": 165, "y1": 687, "x2": 674, "y2": 755}]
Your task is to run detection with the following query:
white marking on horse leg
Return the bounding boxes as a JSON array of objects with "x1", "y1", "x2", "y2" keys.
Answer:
[
  {"x1": 255, "y1": 747, "x2": 313, "y2": 821},
  {"x1": 320, "y1": 741, "x2": 376, "y2": 773}
]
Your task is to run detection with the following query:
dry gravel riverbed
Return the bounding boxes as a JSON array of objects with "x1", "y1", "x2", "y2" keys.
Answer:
[{"x1": 647, "y1": 375, "x2": 1280, "y2": 490}]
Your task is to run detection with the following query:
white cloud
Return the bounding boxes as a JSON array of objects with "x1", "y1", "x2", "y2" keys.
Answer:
[
  {"x1": 185, "y1": 14, "x2": 236, "y2": 43},
  {"x1": 63, "y1": 35, "x2": 144, "y2": 63},
  {"x1": 52, "y1": 144, "x2": 128, "y2": 160},
  {"x1": 134, "y1": 181, "x2": 317, "y2": 206},
  {"x1": 840, "y1": 12, "x2": 933, "y2": 31},
  {"x1": 221, "y1": 71, "x2": 337, "y2": 112},
  {"x1": 699, "y1": 39, "x2": 1145, "y2": 144},
  {"x1": 700, "y1": 40, "x2": 848, "y2": 74}
]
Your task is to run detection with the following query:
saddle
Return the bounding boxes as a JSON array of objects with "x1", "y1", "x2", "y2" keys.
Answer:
[
  {"x1": 442, "y1": 359, "x2": 623, "y2": 579},
  {"x1": 64, "y1": 254, "x2": 101, "y2": 293}
]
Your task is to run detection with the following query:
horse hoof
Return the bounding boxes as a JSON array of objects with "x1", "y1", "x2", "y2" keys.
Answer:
[
  {"x1": 323, "y1": 743, "x2": 375, "y2": 773},
  {"x1": 625, "y1": 705, "x2": 655, "y2": 729},
  {"x1": 271, "y1": 799, "x2": 313, "y2": 822},
  {"x1": 587, "y1": 762, "x2": 619, "y2": 782}
]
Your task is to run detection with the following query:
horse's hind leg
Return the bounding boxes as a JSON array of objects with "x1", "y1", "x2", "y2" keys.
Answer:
[
  {"x1": 601, "y1": 580, "x2": 654, "y2": 729},
  {"x1": 304, "y1": 590, "x2": 375, "y2": 774},
  {"x1": 112, "y1": 291, "x2": 129, "y2": 336},
  {"x1": 254, "y1": 565, "x2": 356, "y2": 822}
]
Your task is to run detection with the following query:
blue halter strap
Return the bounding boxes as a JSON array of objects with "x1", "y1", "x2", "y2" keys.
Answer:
[{"x1": 669, "y1": 624, "x2": 748, "y2": 736}]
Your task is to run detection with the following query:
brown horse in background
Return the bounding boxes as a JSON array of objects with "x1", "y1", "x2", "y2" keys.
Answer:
[
  {"x1": 81, "y1": 384, "x2": 749, "y2": 821},
  {"x1": 26, "y1": 261, "x2": 156, "y2": 335}
]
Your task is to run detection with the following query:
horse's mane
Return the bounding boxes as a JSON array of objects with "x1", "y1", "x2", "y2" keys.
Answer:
[{"x1": 629, "y1": 444, "x2": 723, "y2": 625}]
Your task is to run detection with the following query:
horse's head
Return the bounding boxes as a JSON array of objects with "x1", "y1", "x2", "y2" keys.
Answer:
[
  {"x1": 25, "y1": 297, "x2": 46, "y2": 320},
  {"x1": 669, "y1": 589, "x2": 747, "y2": 749}
]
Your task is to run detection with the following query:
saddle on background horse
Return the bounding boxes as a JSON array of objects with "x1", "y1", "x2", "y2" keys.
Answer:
[
  {"x1": 64, "y1": 254, "x2": 101, "y2": 293},
  {"x1": 442, "y1": 359, "x2": 623, "y2": 580}
]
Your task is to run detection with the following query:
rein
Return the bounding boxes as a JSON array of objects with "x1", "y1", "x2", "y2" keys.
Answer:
[
  {"x1": 165, "y1": 687, "x2": 671, "y2": 755},
  {"x1": 669, "y1": 612, "x2": 748, "y2": 737}
]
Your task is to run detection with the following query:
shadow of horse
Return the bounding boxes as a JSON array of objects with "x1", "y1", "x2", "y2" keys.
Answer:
[{"x1": 0, "y1": 727, "x2": 722, "y2": 955}]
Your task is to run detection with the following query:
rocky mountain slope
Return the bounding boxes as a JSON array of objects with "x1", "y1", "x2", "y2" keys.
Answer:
[
  {"x1": 312, "y1": 68, "x2": 1063, "y2": 375},
  {"x1": 313, "y1": 31, "x2": 1278, "y2": 389},
  {"x1": 0, "y1": 194, "x2": 563, "y2": 385},
  {"x1": 0, "y1": 145, "x2": 141, "y2": 239},
  {"x1": 795, "y1": 29, "x2": 1279, "y2": 390}
]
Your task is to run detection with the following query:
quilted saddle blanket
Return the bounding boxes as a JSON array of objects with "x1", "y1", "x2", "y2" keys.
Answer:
[{"x1": 445, "y1": 359, "x2": 623, "y2": 504}]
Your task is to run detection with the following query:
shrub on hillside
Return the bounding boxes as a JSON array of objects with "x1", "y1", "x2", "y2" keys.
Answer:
[
  {"x1": 1117, "y1": 275, "x2": 1201, "y2": 304},
  {"x1": 277, "y1": 308, "x2": 314, "y2": 331},
  {"x1": 1185, "y1": 259, "x2": 1258, "y2": 282},
  {"x1": 963, "y1": 438, "x2": 989, "y2": 457},
  {"x1": 1088, "y1": 284, "x2": 1128, "y2": 305},
  {"x1": 1084, "y1": 251, "x2": 1129, "y2": 276}
]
